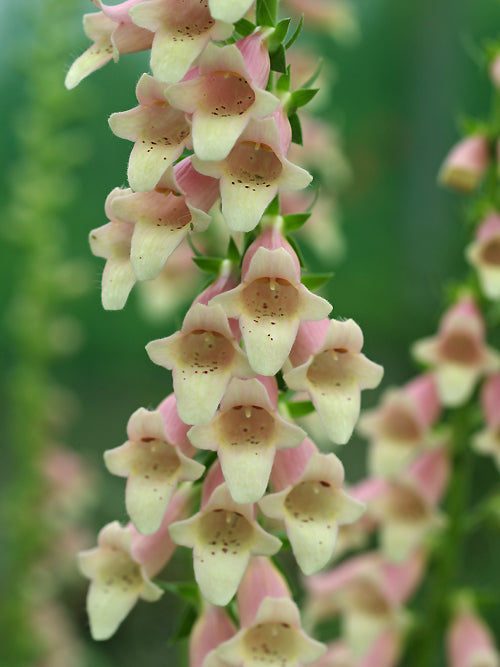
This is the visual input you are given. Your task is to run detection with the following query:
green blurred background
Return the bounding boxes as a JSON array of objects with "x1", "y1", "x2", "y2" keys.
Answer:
[{"x1": 1, "y1": 0, "x2": 500, "y2": 664}]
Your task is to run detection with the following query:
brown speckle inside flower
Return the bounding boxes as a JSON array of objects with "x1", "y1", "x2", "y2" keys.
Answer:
[
  {"x1": 306, "y1": 348, "x2": 351, "y2": 389},
  {"x1": 202, "y1": 71, "x2": 255, "y2": 117},
  {"x1": 131, "y1": 439, "x2": 181, "y2": 483},
  {"x1": 285, "y1": 480, "x2": 340, "y2": 523},
  {"x1": 380, "y1": 404, "x2": 421, "y2": 442},
  {"x1": 198, "y1": 509, "x2": 252, "y2": 554},
  {"x1": 179, "y1": 329, "x2": 235, "y2": 372},
  {"x1": 219, "y1": 405, "x2": 275, "y2": 447},
  {"x1": 227, "y1": 141, "x2": 282, "y2": 187},
  {"x1": 243, "y1": 622, "x2": 298, "y2": 664},
  {"x1": 439, "y1": 330, "x2": 483, "y2": 365},
  {"x1": 242, "y1": 278, "x2": 299, "y2": 322}
]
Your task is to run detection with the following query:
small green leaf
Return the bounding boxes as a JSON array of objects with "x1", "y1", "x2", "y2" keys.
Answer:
[
  {"x1": 227, "y1": 237, "x2": 241, "y2": 263},
  {"x1": 268, "y1": 17, "x2": 291, "y2": 52},
  {"x1": 192, "y1": 257, "x2": 224, "y2": 274},
  {"x1": 256, "y1": 0, "x2": 277, "y2": 27},
  {"x1": 302, "y1": 58, "x2": 323, "y2": 89},
  {"x1": 234, "y1": 18, "x2": 256, "y2": 37},
  {"x1": 286, "y1": 400, "x2": 315, "y2": 418},
  {"x1": 285, "y1": 234, "x2": 305, "y2": 267},
  {"x1": 289, "y1": 112, "x2": 303, "y2": 145},
  {"x1": 270, "y1": 45, "x2": 287, "y2": 73},
  {"x1": 264, "y1": 194, "x2": 280, "y2": 216},
  {"x1": 155, "y1": 580, "x2": 200, "y2": 607},
  {"x1": 301, "y1": 273, "x2": 334, "y2": 291},
  {"x1": 169, "y1": 605, "x2": 198, "y2": 644},
  {"x1": 285, "y1": 15, "x2": 304, "y2": 50},
  {"x1": 283, "y1": 212, "x2": 311, "y2": 233},
  {"x1": 290, "y1": 88, "x2": 319, "y2": 110}
]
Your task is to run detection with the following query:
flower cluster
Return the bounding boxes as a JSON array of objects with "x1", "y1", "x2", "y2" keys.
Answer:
[{"x1": 67, "y1": 0, "x2": 386, "y2": 660}]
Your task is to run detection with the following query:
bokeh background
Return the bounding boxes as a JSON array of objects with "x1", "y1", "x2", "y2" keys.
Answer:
[{"x1": 1, "y1": 0, "x2": 500, "y2": 664}]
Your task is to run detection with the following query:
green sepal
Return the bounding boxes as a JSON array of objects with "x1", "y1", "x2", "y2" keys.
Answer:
[
  {"x1": 234, "y1": 18, "x2": 256, "y2": 37},
  {"x1": 194, "y1": 449, "x2": 218, "y2": 469},
  {"x1": 276, "y1": 66, "x2": 291, "y2": 93},
  {"x1": 289, "y1": 112, "x2": 303, "y2": 145},
  {"x1": 301, "y1": 273, "x2": 334, "y2": 291},
  {"x1": 192, "y1": 256, "x2": 224, "y2": 274},
  {"x1": 285, "y1": 15, "x2": 304, "y2": 50},
  {"x1": 227, "y1": 236, "x2": 241, "y2": 263},
  {"x1": 256, "y1": 0, "x2": 277, "y2": 27},
  {"x1": 283, "y1": 212, "x2": 311, "y2": 233},
  {"x1": 270, "y1": 44, "x2": 287, "y2": 73},
  {"x1": 290, "y1": 88, "x2": 319, "y2": 111},
  {"x1": 285, "y1": 400, "x2": 315, "y2": 418},
  {"x1": 268, "y1": 17, "x2": 291, "y2": 53},
  {"x1": 264, "y1": 194, "x2": 280, "y2": 216},
  {"x1": 285, "y1": 234, "x2": 306, "y2": 267},
  {"x1": 155, "y1": 580, "x2": 201, "y2": 608}
]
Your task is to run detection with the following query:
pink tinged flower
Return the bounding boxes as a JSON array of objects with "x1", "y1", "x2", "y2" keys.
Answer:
[
  {"x1": 285, "y1": 319, "x2": 384, "y2": 444},
  {"x1": 129, "y1": 0, "x2": 233, "y2": 84},
  {"x1": 130, "y1": 483, "x2": 194, "y2": 577},
  {"x1": 359, "y1": 374, "x2": 441, "y2": 477},
  {"x1": 473, "y1": 374, "x2": 500, "y2": 469},
  {"x1": 374, "y1": 448, "x2": 449, "y2": 562},
  {"x1": 146, "y1": 303, "x2": 253, "y2": 425},
  {"x1": 217, "y1": 557, "x2": 326, "y2": 666},
  {"x1": 166, "y1": 41, "x2": 278, "y2": 162},
  {"x1": 412, "y1": 297, "x2": 500, "y2": 407},
  {"x1": 168, "y1": 483, "x2": 281, "y2": 606},
  {"x1": 189, "y1": 605, "x2": 237, "y2": 667},
  {"x1": 211, "y1": 230, "x2": 332, "y2": 376},
  {"x1": 109, "y1": 74, "x2": 191, "y2": 192},
  {"x1": 89, "y1": 187, "x2": 136, "y2": 310},
  {"x1": 192, "y1": 118, "x2": 312, "y2": 232},
  {"x1": 109, "y1": 162, "x2": 217, "y2": 281},
  {"x1": 78, "y1": 522, "x2": 163, "y2": 640},
  {"x1": 259, "y1": 452, "x2": 365, "y2": 575},
  {"x1": 438, "y1": 135, "x2": 490, "y2": 192},
  {"x1": 65, "y1": 1, "x2": 153, "y2": 89},
  {"x1": 104, "y1": 406, "x2": 204, "y2": 534},
  {"x1": 188, "y1": 377, "x2": 306, "y2": 503},
  {"x1": 447, "y1": 609, "x2": 500, "y2": 667},
  {"x1": 466, "y1": 213, "x2": 500, "y2": 300}
]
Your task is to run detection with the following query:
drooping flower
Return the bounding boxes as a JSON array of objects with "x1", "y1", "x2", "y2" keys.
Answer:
[
  {"x1": 146, "y1": 298, "x2": 253, "y2": 425},
  {"x1": 192, "y1": 117, "x2": 312, "y2": 232},
  {"x1": 188, "y1": 377, "x2": 306, "y2": 503},
  {"x1": 169, "y1": 483, "x2": 281, "y2": 606},
  {"x1": 447, "y1": 607, "x2": 500, "y2": 667},
  {"x1": 216, "y1": 556, "x2": 326, "y2": 666},
  {"x1": 466, "y1": 213, "x2": 500, "y2": 300},
  {"x1": 412, "y1": 296, "x2": 500, "y2": 407},
  {"x1": 104, "y1": 398, "x2": 205, "y2": 534},
  {"x1": 285, "y1": 318, "x2": 384, "y2": 444},
  {"x1": 88, "y1": 187, "x2": 135, "y2": 310},
  {"x1": 211, "y1": 226, "x2": 332, "y2": 375},
  {"x1": 438, "y1": 134, "x2": 490, "y2": 192},
  {"x1": 109, "y1": 157, "x2": 219, "y2": 281},
  {"x1": 166, "y1": 37, "x2": 279, "y2": 161},
  {"x1": 359, "y1": 374, "x2": 441, "y2": 477},
  {"x1": 129, "y1": 0, "x2": 233, "y2": 84},
  {"x1": 78, "y1": 522, "x2": 163, "y2": 640},
  {"x1": 189, "y1": 605, "x2": 237, "y2": 667},
  {"x1": 109, "y1": 73, "x2": 191, "y2": 192},
  {"x1": 259, "y1": 446, "x2": 365, "y2": 574},
  {"x1": 473, "y1": 374, "x2": 500, "y2": 469},
  {"x1": 372, "y1": 447, "x2": 449, "y2": 562},
  {"x1": 65, "y1": 1, "x2": 153, "y2": 89}
]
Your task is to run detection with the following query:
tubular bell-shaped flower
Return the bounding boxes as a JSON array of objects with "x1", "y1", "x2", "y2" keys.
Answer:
[
  {"x1": 216, "y1": 557, "x2": 326, "y2": 666},
  {"x1": 146, "y1": 300, "x2": 253, "y2": 425},
  {"x1": 285, "y1": 318, "x2": 384, "y2": 444},
  {"x1": 78, "y1": 522, "x2": 163, "y2": 640},
  {"x1": 189, "y1": 604, "x2": 237, "y2": 667},
  {"x1": 192, "y1": 117, "x2": 312, "y2": 232},
  {"x1": 104, "y1": 397, "x2": 205, "y2": 534},
  {"x1": 438, "y1": 134, "x2": 490, "y2": 192},
  {"x1": 169, "y1": 483, "x2": 281, "y2": 606},
  {"x1": 129, "y1": 0, "x2": 233, "y2": 84},
  {"x1": 188, "y1": 377, "x2": 306, "y2": 503},
  {"x1": 260, "y1": 445, "x2": 365, "y2": 574},
  {"x1": 109, "y1": 73, "x2": 191, "y2": 192},
  {"x1": 89, "y1": 187, "x2": 136, "y2": 310},
  {"x1": 359, "y1": 374, "x2": 441, "y2": 477},
  {"x1": 208, "y1": 0, "x2": 255, "y2": 24},
  {"x1": 109, "y1": 158, "x2": 219, "y2": 281},
  {"x1": 166, "y1": 37, "x2": 279, "y2": 161},
  {"x1": 466, "y1": 212, "x2": 500, "y2": 300},
  {"x1": 211, "y1": 227, "x2": 332, "y2": 375},
  {"x1": 473, "y1": 374, "x2": 500, "y2": 469},
  {"x1": 65, "y1": 1, "x2": 153, "y2": 89},
  {"x1": 447, "y1": 607, "x2": 500, "y2": 667},
  {"x1": 412, "y1": 296, "x2": 500, "y2": 407}
]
